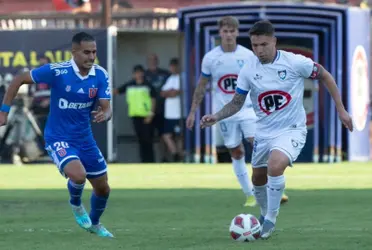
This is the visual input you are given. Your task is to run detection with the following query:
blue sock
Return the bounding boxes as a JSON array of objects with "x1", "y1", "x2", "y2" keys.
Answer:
[
  {"x1": 89, "y1": 192, "x2": 109, "y2": 225},
  {"x1": 67, "y1": 180, "x2": 85, "y2": 206}
]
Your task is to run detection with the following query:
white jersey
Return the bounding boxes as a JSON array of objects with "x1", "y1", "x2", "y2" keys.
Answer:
[
  {"x1": 236, "y1": 50, "x2": 319, "y2": 139},
  {"x1": 201, "y1": 45, "x2": 256, "y2": 121}
]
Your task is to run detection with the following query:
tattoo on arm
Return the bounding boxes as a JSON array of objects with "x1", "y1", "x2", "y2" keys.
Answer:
[
  {"x1": 190, "y1": 77, "x2": 208, "y2": 113},
  {"x1": 215, "y1": 93, "x2": 246, "y2": 121}
]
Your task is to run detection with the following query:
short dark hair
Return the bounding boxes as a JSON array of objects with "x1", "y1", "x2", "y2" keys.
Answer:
[
  {"x1": 169, "y1": 58, "x2": 179, "y2": 66},
  {"x1": 133, "y1": 64, "x2": 145, "y2": 73},
  {"x1": 249, "y1": 20, "x2": 275, "y2": 37},
  {"x1": 72, "y1": 32, "x2": 95, "y2": 45}
]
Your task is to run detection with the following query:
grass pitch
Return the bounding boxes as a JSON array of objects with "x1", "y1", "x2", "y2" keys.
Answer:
[{"x1": 0, "y1": 162, "x2": 371, "y2": 250}]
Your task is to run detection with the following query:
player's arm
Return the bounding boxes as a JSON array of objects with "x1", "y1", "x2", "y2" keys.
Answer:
[
  {"x1": 92, "y1": 99, "x2": 112, "y2": 123},
  {"x1": 93, "y1": 71, "x2": 112, "y2": 123},
  {"x1": 186, "y1": 55, "x2": 211, "y2": 129},
  {"x1": 189, "y1": 75, "x2": 209, "y2": 114},
  {"x1": 295, "y1": 55, "x2": 353, "y2": 131},
  {"x1": 213, "y1": 65, "x2": 251, "y2": 121},
  {"x1": 214, "y1": 92, "x2": 247, "y2": 121},
  {"x1": 189, "y1": 53, "x2": 212, "y2": 115},
  {"x1": 310, "y1": 64, "x2": 345, "y2": 111},
  {"x1": 0, "y1": 64, "x2": 52, "y2": 115}
]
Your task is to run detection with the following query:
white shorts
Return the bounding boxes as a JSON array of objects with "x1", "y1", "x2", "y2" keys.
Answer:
[
  {"x1": 218, "y1": 118, "x2": 256, "y2": 149},
  {"x1": 252, "y1": 130, "x2": 307, "y2": 168}
]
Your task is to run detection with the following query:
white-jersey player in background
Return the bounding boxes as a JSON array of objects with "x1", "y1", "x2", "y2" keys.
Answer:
[
  {"x1": 186, "y1": 16, "x2": 288, "y2": 207},
  {"x1": 200, "y1": 20, "x2": 353, "y2": 239}
]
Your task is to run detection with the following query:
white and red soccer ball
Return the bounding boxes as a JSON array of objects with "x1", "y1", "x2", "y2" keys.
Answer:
[{"x1": 229, "y1": 214, "x2": 261, "y2": 242}]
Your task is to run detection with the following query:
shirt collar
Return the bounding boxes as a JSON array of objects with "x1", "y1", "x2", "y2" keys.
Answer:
[{"x1": 70, "y1": 59, "x2": 95, "y2": 78}]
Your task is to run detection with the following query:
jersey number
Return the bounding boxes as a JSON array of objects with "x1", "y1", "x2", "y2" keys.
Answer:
[{"x1": 54, "y1": 141, "x2": 69, "y2": 151}]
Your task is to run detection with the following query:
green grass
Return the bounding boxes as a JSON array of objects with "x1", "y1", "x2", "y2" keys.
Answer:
[{"x1": 0, "y1": 163, "x2": 371, "y2": 250}]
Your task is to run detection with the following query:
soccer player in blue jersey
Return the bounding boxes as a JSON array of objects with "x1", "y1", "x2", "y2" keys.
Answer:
[{"x1": 0, "y1": 32, "x2": 114, "y2": 238}]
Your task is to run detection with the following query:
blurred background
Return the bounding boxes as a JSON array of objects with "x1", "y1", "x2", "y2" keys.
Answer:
[{"x1": 0, "y1": 0, "x2": 370, "y2": 165}]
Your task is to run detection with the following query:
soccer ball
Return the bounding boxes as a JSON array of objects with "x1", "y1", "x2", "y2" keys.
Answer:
[{"x1": 229, "y1": 213, "x2": 261, "y2": 242}]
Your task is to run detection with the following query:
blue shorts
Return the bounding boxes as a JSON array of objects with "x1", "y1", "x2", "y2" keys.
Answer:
[{"x1": 45, "y1": 139, "x2": 107, "y2": 179}]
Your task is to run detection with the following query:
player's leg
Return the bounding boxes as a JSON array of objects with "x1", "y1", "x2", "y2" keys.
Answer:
[
  {"x1": 87, "y1": 173, "x2": 113, "y2": 238},
  {"x1": 80, "y1": 142, "x2": 113, "y2": 238},
  {"x1": 162, "y1": 119, "x2": 178, "y2": 162},
  {"x1": 250, "y1": 138, "x2": 270, "y2": 225},
  {"x1": 45, "y1": 142, "x2": 92, "y2": 230},
  {"x1": 219, "y1": 120, "x2": 254, "y2": 206},
  {"x1": 246, "y1": 136, "x2": 288, "y2": 205},
  {"x1": 260, "y1": 130, "x2": 306, "y2": 239}
]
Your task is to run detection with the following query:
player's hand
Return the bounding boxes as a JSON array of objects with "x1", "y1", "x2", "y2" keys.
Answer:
[
  {"x1": 186, "y1": 112, "x2": 195, "y2": 130},
  {"x1": 200, "y1": 114, "x2": 218, "y2": 128},
  {"x1": 91, "y1": 106, "x2": 107, "y2": 123},
  {"x1": 0, "y1": 111, "x2": 8, "y2": 127},
  {"x1": 338, "y1": 108, "x2": 353, "y2": 132}
]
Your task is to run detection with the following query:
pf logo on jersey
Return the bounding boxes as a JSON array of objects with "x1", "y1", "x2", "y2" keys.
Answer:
[
  {"x1": 258, "y1": 90, "x2": 292, "y2": 115},
  {"x1": 217, "y1": 74, "x2": 238, "y2": 94}
]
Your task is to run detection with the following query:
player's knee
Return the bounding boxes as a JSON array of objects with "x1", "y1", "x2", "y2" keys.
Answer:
[
  {"x1": 252, "y1": 168, "x2": 267, "y2": 186},
  {"x1": 230, "y1": 145, "x2": 244, "y2": 160},
  {"x1": 64, "y1": 160, "x2": 86, "y2": 184},
  {"x1": 268, "y1": 149, "x2": 289, "y2": 176},
  {"x1": 95, "y1": 183, "x2": 110, "y2": 196}
]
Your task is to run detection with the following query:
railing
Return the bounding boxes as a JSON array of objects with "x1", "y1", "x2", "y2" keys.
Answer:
[{"x1": 0, "y1": 10, "x2": 178, "y2": 31}]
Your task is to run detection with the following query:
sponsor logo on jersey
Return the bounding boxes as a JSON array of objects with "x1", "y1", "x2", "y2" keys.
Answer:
[
  {"x1": 258, "y1": 90, "x2": 292, "y2": 114},
  {"x1": 351, "y1": 45, "x2": 369, "y2": 131},
  {"x1": 55, "y1": 69, "x2": 68, "y2": 76},
  {"x1": 58, "y1": 98, "x2": 94, "y2": 109},
  {"x1": 89, "y1": 88, "x2": 98, "y2": 98},
  {"x1": 277, "y1": 70, "x2": 287, "y2": 80},
  {"x1": 217, "y1": 74, "x2": 238, "y2": 94}
]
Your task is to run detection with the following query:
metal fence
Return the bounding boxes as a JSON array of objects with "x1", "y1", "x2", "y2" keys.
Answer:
[{"x1": 0, "y1": 11, "x2": 178, "y2": 31}]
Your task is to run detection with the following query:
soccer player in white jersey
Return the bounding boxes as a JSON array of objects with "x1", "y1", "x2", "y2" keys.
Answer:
[
  {"x1": 186, "y1": 16, "x2": 288, "y2": 207},
  {"x1": 200, "y1": 20, "x2": 353, "y2": 239}
]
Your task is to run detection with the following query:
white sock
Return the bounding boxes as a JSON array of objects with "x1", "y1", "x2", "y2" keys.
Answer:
[
  {"x1": 232, "y1": 157, "x2": 253, "y2": 196},
  {"x1": 253, "y1": 184, "x2": 267, "y2": 217},
  {"x1": 266, "y1": 175, "x2": 285, "y2": 224}
]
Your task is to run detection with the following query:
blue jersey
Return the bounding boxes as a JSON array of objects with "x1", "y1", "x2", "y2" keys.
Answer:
[{"x1": 30, "y1": 59, "x2": 111, "y2": 142}]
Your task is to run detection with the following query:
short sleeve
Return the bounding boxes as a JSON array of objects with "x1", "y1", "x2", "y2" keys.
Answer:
[
  {"x1": 30, "y1": 64, "x2": 54, "y2": 85},
  {"x1": 161, "y1": 78, "x2": 171, "y2": 91},
  {"x1": 97, "y1": 69, "x2": 111, "y2": 100},
  {"x1": 292, "y1": 54, "x2": 320, "y2": 79},
  {"x1": 236, "y1": 64, "x2": 251, "y2": 95},
  {"x1": 201, "y1": 54, "x2": 212, "y2": 78},
  {"x1": 173, "y1": 76, "x2": 180, "y2": 90}
]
